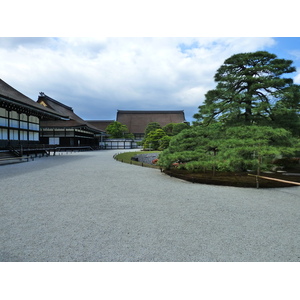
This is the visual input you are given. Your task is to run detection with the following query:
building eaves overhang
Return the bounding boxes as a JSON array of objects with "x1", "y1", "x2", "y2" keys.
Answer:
[
  {"x1": 38, "y1": 92, "x2": 74, "y2": 111},
  {"x1": 40, "y1": 122, "x2": 106, "y2": 135},
  {"x1": 0, "y1": 95, "x2": 68, "y2": 120}
]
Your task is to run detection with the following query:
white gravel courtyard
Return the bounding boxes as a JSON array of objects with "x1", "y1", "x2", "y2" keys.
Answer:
[{"x1": 1, "y1": 150, "x2": 300, "y2": 262}]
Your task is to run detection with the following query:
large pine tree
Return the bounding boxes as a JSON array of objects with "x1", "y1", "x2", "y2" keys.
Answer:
[{"x1": 194, "y1": 51, "x2": 300, "y2": 130}]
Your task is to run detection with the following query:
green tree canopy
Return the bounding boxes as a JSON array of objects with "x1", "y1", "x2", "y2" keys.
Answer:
[
  {"x1": 218, "y1": 126, "x2": 297, "y2": 174},
  {"x1": 162, "y1": 122, "x2": 190, "y2": 136},
  {"x1": 105, "y1": 121, "x2": 133, "y2": 139},
  {"x1": 172, "y1": 122, "x2": 190, "y2": 135},
  {"x1": 144, "y1": 122, "x2": 162, "y2": 137},
  {"x1": 158, "y1": 124, "x2": 223, "y2": 171},
  {"x1": 270, "y1": 84, "x2": 300, "y2": 135},
  {"x1": 143, "y1": 128, "x2": 167, "y2": 150},
  {"x1": 194, "y1": 51, "x2": 300, "y2": 132},
  {"x1": 162, "y1": 123, "x2": 175, "y2": 135},
  {"x1": 158, "y1": 124, "x2": 298, "y2": 173},
  {"x1": 158, "y1": 135, "x2": 172, "y2": 150}
]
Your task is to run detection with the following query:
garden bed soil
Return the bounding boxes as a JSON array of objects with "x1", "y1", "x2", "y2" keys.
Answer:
[{"x1": 163, "y1": 169, "x2": 300, "y2": 188}]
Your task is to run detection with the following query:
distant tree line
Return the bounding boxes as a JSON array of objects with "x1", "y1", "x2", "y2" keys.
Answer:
[
  {"x1": 105, "y1": 121, "x2": 134, "y2": 139},
  {"x1": 105, "y1": 120, "x2": 190, "y2": 150},
  {"x1": 141, "y1": 122, "x2": 190, "y2": 150}
]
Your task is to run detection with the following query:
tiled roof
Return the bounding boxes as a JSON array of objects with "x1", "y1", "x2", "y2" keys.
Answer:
[
  {"x1": 86, "y1": 120, "x2": 114, "y2": 131},
  {"x1": 37, "y1": 93, "x2": 105, "y2": 133},
  {"x1": 0, "y1": 79, "x2": 66, "y2": 118},
  {"x1": 116, "y1": 110, "x2": 186, "y2": 133}
]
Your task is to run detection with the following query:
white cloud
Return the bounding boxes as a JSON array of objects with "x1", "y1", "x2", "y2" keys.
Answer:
[
  {"x1": 289, "y1": 50, "x2": 300, "y2": 61},
  {"x1": 294, "y1": 73, "x2": 300, "y2": 85},
  {"x1": 0, "y1": 37, "x2": 276, "y2": 121}
]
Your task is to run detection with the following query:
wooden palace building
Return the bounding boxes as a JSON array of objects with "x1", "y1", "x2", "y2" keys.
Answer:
[
  {"x1": 116, "y1": 110, "x2": 186, "y2": 139},
  {"x1": 0, "y1": 79, "x2": 65, "y2": 149},
  {"x1": 37, "y1": 93, "x2": 106, "y2": 148},
  {"x1": 1, "y1": 77, "x2": 187, "y2": 153}
]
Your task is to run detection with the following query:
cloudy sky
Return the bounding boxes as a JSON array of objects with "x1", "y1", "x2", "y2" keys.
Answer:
[
  {"x1": 1, "y1": 2, "x2": 300, "y2": 124},
  {"x1": 1, "y1": 37, "x2": 299, "y2": 123}
]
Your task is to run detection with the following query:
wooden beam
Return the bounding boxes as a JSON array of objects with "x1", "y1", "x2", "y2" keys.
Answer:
[{"x1": 248, "y1": 174, "x2": 300, "y2": 186}]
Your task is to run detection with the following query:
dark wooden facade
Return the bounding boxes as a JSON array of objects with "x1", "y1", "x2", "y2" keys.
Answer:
[
  {"x1": 0, "y1": 79, "x2": 65, "y2": 149},
  {"x1": 37, "y1": 93, "x2": 105, "y2": 148}
]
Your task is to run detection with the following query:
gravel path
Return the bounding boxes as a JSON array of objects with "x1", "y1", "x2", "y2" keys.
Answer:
[{"x1": 1, "y1": 150, "x2": 300, "y2": 262}]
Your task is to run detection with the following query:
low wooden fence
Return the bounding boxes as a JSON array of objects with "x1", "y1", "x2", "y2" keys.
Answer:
[{"x1": 248, "y1": 174, "x2": 300, "y2": 188}]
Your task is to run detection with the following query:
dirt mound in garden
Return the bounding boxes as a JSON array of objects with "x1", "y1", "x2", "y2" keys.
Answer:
[{"x1": 163, "y1": 169, "x2": 300, "y2": 188}]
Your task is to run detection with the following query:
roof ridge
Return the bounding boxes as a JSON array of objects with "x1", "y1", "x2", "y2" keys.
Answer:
[
  {"x1": 117, "y1": 110, "x2": 184, "y2": 113},
  {"x1": 39, "y1": 92, "x2": 73, "y2": 111}
]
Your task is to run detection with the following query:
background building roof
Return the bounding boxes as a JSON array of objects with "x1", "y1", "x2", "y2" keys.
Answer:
[
  {"x1": 116, "y1": 110, "x2": 186, "y2": 134},
  {"x1": 86, "y1": 120, "x2": 114, "y2": 132}
]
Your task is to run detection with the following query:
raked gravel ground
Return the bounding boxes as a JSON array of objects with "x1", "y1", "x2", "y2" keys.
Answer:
[{"x1": 1, "y1": 150, "x2": 300, "y2": 262}]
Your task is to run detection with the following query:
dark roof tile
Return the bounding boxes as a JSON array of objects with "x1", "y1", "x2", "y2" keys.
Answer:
[
  {"x1": 116, "y1": 110, "x2": 186, "y2": 133},
  {"x1": 0, "y1": 79, "x2": 66, "y2": 118},
  {"x1": 37, "y1": 93, "x2": 105, "y2": 133}
]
